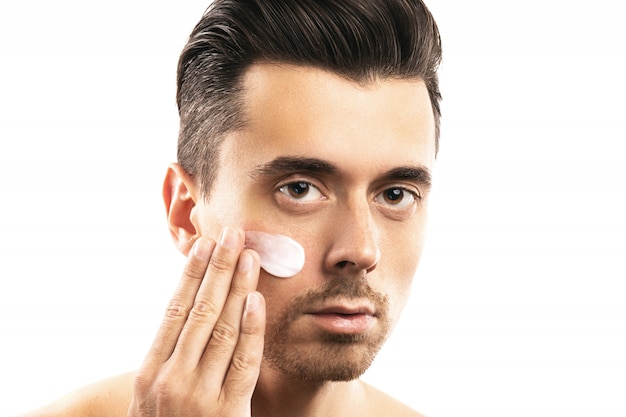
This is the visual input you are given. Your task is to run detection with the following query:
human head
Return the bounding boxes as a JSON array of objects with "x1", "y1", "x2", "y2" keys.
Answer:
[
  {"x1": 176, "y1": 0, "x2": 442, "y2": 197},
  {"x1": 174, "y1": 63, "x2": 436, "y2": 382}
]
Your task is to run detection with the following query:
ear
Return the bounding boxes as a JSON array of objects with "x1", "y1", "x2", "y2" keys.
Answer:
[{"x1": 163, "y1": 163, "x2": 200, "y2": 256}]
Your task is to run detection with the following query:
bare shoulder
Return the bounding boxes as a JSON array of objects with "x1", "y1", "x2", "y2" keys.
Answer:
[
  {"x1": 17, "y1": 372, "x2": 135, "y2": 417},
  {"x1": 359, "y1": 381, "x2": 427, "y2": 417}
]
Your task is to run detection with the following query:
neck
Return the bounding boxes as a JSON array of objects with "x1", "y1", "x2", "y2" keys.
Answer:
[{"x1": 251, "y1": 364, "x2": 364, "y2": 417}]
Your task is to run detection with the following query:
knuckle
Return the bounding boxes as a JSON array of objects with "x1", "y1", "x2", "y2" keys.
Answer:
[
  {"x1": 131, "y1": 368, "x2": 209, "y2": 414},
  {"x1": 164, "y1": 299, "x2": 191, "y2": 321},
  {"x1": 230, "y1": 350, "x2": 258, "y2": 373},
  {"x1": 132, "y1": 372, "x2": 153, "y2": 396},
  {"x1": 208, "y1": 254, "x2": 234, "y2": 275},
  {"x1": 154, "y1": 380, "x2": 174, "y2": 404},
  {"x1": 229, "y1": 278, "x2": 253, "y2": 298},
  {"x1": 154, "y1": 373, "x2": 182, "y2": 404},
  {"x1": 153, "y1": 373, "x2": 207, "y2": 413},
  {"x1": 211, "y1": 322, "x2": 239, "y2": 344},
  {"x1": 188, "y1": 298, "x2": 220, "y2": 322},
  {"x1": 131, "y1": 372, "x2": 172, "y2": 415},
  {"x1": 241, "y1": 318, "x2": 265, "y2": 336}
]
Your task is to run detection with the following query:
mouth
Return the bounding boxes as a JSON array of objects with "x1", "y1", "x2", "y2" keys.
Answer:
[{"x1": 305, "y1": 301, "x2": 377, "y2": 334}]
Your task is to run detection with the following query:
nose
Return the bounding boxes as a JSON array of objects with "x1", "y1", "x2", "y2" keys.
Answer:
[{"x1": 324, "y1": 199, "x2": 380, "y2": 274}]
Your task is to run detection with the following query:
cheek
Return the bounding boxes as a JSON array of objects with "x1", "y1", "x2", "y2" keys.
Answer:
[
  {"x1": 380, "y1": 228, "x2": 425, "y2": 309},
  {"x1": 255, "y1": 273, "x2": 303, "y2": 326},
  {"x1": 383, "y1": 265, "x2": 418, "y2": 328},
  {"x1": 253, "y1": 235, "x2": 324, "y2": 318}
]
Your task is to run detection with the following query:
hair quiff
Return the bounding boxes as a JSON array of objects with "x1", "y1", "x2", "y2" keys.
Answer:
[{"x1": 177, "y1": 0, "x2": 442, "y2": 197}]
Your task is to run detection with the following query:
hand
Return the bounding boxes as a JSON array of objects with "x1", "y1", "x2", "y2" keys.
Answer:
[{"x1": 128, "y1": 227, "x2": 266, "y2": 417}]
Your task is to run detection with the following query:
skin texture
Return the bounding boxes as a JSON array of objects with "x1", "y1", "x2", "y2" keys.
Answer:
[
  {"x1": 192, "y1": 64, "x2": 436, "y2": 386},
  {"x1": 21, "y1": 63, "x2": 435, "y2": 417}
]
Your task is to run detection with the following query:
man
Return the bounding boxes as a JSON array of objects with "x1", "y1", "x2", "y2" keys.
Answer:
[{"x1": 22, "y1": 0, "x2": 441, "y2": 415}]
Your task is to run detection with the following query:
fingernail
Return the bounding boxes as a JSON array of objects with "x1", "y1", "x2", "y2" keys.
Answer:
[
  {"x1": 219, "y1": 227, "x2": 238, "y2": 249},
  {"x1": 192, "y1": 238, "x2": 212, "y2": 260},
  {"x1": 245, "y1": 292, "x2": 261, "y2": 314},
  {"x1": 238, "y1": 251, "x2": 253, "y2": 273}
]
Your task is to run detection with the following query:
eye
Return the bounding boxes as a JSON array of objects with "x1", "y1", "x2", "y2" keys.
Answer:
[
  {"x1": 278, "y1": 181, "x2": 324, "y2": 202},
  {"x1": 375, "y1": 187, "x2": 419, "y2": 209}
]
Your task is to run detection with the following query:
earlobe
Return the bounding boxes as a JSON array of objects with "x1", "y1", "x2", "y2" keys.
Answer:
[{"x1": 163, "y1": 163, "x2": 200, "y2": 256}]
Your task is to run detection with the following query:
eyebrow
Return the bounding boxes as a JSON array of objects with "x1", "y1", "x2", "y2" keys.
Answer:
[
  {"x1": 249, "y1": 156, "x2": 339, "y2": 178},
  {"x1": 249, "y1": 156, "x2": 431, "y2": 187},
  {"x1": 380, "y1": 166, "x2": 432, "y2": 188}
]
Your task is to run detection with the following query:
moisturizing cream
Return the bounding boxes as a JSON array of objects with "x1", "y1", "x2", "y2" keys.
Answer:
[{"x1": 244, "y1": 231, "x2": 305, "y2": 278}]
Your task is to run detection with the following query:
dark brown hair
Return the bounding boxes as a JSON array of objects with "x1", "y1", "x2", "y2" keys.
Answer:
[{"x1": 177, "y1": 0, "x2": 442, "y2": 197}]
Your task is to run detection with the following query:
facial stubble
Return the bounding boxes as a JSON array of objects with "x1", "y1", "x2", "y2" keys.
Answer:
[{"x1": 263, "y1": 277, "x2": 391, "y2": 382}]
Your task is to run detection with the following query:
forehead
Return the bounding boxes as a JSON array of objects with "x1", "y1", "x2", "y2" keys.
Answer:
[{"x1": 219, "y1": 63, "x2": 436, "y2": 179}]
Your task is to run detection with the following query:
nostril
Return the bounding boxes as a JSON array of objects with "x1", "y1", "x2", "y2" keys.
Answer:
[
  {"x1": 336, "y1": 260, "x2": 350, "y2": 268},
  {"x1": 331, "y1": 247, "x2": 380, "y2": 272},
  {"x1": 366, "y1": 262, "x2": 378, "y2": 274}
]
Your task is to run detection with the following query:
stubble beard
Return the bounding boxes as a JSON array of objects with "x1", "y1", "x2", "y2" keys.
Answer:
[{"x1": 263, "y1": 278, "x2": 391, "y2": 382}]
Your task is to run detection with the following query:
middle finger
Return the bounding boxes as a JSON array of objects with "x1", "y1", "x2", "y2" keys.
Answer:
[{"x1": 169, "y1": 227, "x2": 244, "y2": 367}]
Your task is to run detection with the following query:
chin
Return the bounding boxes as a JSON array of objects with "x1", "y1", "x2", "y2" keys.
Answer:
[{"x1": 264, "y1": 333, "x2": 387, "y2": 382}]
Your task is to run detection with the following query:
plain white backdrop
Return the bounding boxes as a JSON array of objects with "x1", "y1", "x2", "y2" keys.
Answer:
[{"x1": 1, "y1": 1, "x2": 625, "y2": 416}]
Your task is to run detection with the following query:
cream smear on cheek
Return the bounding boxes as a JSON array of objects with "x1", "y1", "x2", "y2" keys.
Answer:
[{"x1": 244, "y1": 231, "x2": 305, "y2": 278}]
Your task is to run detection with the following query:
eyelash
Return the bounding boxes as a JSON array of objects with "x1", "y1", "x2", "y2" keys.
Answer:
[
  {"x1": 277, "y1": 181, "x2": 324, "y2": 201},
  {"x1": 375, "y1": 186, "x2": 421, "y2": 208},
  {"x1": 275, "y1": 179, "x2": 421, "y2": 212}
]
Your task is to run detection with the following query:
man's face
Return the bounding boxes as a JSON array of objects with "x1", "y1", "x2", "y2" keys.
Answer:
[{"x1": 192, "y1": 63, "x2": 436, "y2": 381}]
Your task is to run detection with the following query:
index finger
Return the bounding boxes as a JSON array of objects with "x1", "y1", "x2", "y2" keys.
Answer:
[{"x1": 142, "y1": 237, "x2": 216, "y2": 367}]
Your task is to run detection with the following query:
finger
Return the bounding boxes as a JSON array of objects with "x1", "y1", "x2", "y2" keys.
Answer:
[
  {"x1": 199, "y1": 249, "x2": 261, "y2": 376},
  {"x1": 222, "y1": 291, "x2": 266, "y2": 403},
  {"x1": 143, "y1": 237, "x2": 215, "y2": 367},
  {"x1": 170, "y1": 227, "x2": 245, "y2": 368}
]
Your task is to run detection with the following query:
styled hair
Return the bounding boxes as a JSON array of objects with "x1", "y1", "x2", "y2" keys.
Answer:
[{"x1": 177, "y1": 0, "x2": 442, "y2": 197}]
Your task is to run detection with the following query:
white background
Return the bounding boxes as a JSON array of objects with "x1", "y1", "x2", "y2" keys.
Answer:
[{"x1": 1, "y1": 1, "x2": 625, "y2": 416}]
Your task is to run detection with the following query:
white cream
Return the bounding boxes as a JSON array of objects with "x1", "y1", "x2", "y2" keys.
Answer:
[{"x1": 244, "y1": 231, "x2": 305, "y2": 278}]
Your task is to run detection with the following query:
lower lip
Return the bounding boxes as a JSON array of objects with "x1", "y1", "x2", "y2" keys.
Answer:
[{"x1": 308, "y1": 313, "x2": 375, "y2": 334}]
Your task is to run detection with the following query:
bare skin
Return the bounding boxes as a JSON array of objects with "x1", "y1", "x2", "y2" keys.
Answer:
[
  {"x1": 21, "y1": 369, "x2": 421, "y2": 417},
  {"x1": 20, "y1": 64, "x2": 434, "y2": 417}
]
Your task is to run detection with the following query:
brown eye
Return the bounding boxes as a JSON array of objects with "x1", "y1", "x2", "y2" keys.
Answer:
[
  {"x1": 375, "y1": 187, "x2": 418, "y2": 209},
  {"x1": 384, "y1": 188, "x2": 404, "y2": 204},
  {"x1": 278, "y1": 181, "x2": 323, "y2": 201}
]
